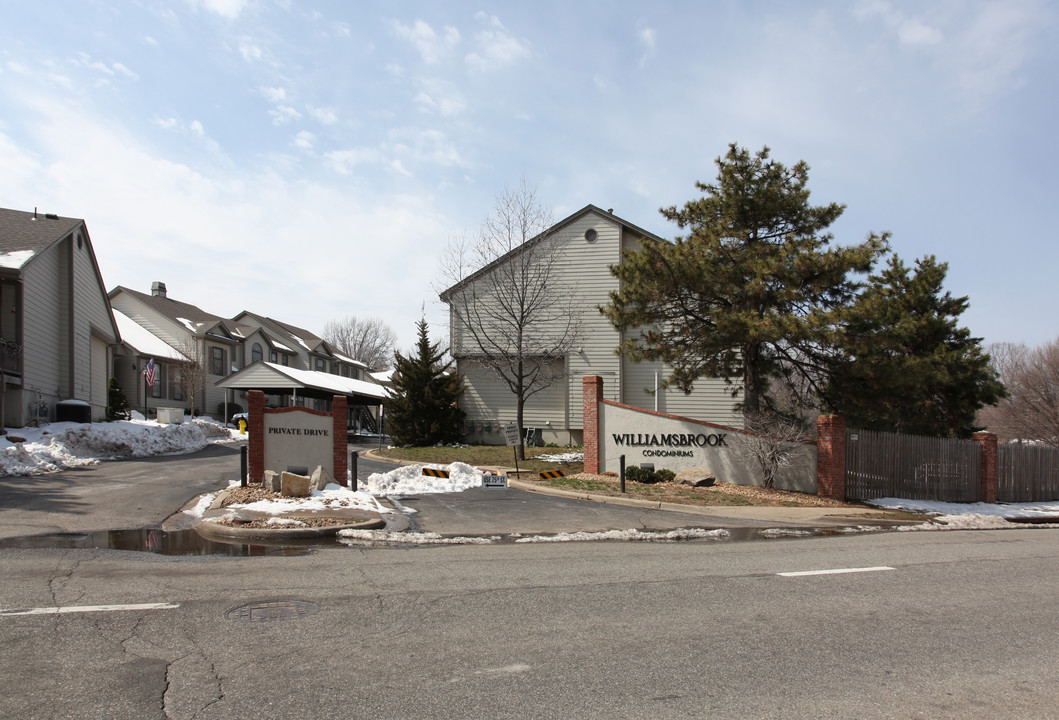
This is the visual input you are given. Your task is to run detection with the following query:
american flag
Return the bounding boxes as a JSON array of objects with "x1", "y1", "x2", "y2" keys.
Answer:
[{"x1": 143, "y1": 358, "x2": 157, "y2": 387}]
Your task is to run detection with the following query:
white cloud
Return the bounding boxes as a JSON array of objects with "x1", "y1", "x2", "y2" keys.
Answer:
[
  {"x1": 393, "y1": 19, "x2": 461, "y2": 64},
  {"x1": 333, "y1": 22, "x2": 352, "y2": 38},
  {"x1": 143, "y1": 36, "x2": 159, "y2": 48},
  {"x1": 190, "y1": 0, "x2": 248, "y2": 20},
  {"x1": 239, "y1": 41, "x2": 263, "y2": 63},
  {"x1": 189, "y1": 120, "x2": 205, "y2": 137},
  {"x1": 260, "y1": 85, "x2": 286, "y2": 103},
  {"x1": 414, "y1": 79, "x2": 466, "y2": 116},
  {"x1": 309, "y1": 106, "x2": 338, "y2": 125},
  {"x1": 112, "y1": 62, "x2": 139, "y2": 80},
  {"x1": 465, "y1": 16, "x2": 530, "y2": 72},
  {"x1": 269, "y1": 105, "x2": 302, "y2": 125},
  {"x1": 154, "y1": 117, "x2": 180, "y2": 130},
  {"x1": 294, "y1": 131, "x2": 314, "y2": 150},
  {"x1": 325, "y1": 147, "x2": 382, "y2": 174},
  {"x1": 638, "y1": 27, "x2": 657, "y2": 67},
  {"x1": 853, "y1": 1, "x2": 943, "y2": 46}
]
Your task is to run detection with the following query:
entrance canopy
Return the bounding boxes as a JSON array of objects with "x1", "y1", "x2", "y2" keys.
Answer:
[{"x1": 216, "y1": 361, "x2": 389, "y2": 405}]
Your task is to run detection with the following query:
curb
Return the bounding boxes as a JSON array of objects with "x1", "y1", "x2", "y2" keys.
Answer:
[{"x1": 194, "y1": 512, "x2": 386, "y2": 543}]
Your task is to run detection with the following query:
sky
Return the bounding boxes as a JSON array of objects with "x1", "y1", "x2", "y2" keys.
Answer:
[{"x1": 1, "y1": 0, "x2": 1056, "y2": 354}]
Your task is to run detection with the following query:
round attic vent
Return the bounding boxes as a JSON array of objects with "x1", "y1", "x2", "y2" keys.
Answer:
[{"x1": 584, "y1": 228, "x2": 598, "y2": 243}]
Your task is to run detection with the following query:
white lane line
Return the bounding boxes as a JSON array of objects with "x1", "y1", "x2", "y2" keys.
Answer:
[
  {"x1": 0, "y1": 602, "x2": 179, "y2": 617},
  {"x1": 778, "y1": 566, "x2": 895, "y2": 577}
]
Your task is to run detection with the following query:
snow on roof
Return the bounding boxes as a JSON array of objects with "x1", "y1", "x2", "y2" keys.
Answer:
[
  {"x1": 371, "y1": 369, "x2": 395, "y2": 383},
  {"x1": 177, "y1": 317, "x2": 205, "y2": 333},
  {"x1": 113, "y1": 310, "x2": 189, "y2": 361},
  {"x1": 217, "y1": 361, "x2": 389, "y2": 400},
  {"x1": 0, "y1": 250, "x2": 35, "y2": 269}
]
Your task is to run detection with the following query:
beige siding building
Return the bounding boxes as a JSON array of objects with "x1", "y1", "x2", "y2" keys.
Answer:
[
  {"x1": 442, "y1": 205, "x2": 741, "y2": 447},
  {"x1": 0, "y1": 208, "x2": 120, "y2": 426}
]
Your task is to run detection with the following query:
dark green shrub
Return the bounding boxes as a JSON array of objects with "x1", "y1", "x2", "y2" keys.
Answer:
[
  {"x1": 106, "y1": 378, "x2": 130, "y2": 421},
  {"x1": 625, "y1": 466, "x2": 675, "y2": 484}
]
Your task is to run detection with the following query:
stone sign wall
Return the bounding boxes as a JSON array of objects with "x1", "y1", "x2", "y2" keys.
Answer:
[
  {"x1": 583, "y1": 376, "x2": 817, "y2": 492},
  {"x1": 247, "y1": 390, "x2": 348, "y2": 485}
]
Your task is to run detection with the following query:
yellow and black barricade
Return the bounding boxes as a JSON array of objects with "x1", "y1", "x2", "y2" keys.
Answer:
[{"x1": 421, "y1": 468, "x2": 451, "y2": 478}]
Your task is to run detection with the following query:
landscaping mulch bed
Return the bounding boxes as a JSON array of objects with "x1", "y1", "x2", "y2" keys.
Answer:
[{"x1": 520, "y1": 472, "x2": 858, "y2": 509}]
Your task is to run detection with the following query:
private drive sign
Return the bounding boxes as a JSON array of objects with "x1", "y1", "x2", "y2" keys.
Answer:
[
  {"x1": 263, "y1": 410, "x2": 333, "y2": 477},
  {"x1": 246, "y1": 390, "x2": 349, "y2": 485}
]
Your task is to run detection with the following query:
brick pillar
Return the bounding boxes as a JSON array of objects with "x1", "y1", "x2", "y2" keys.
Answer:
[
  {"x1": 816, "y1": 415, "x2": 846, "y2": 501},
  {"x1": 582, "y1": 376, "x2": 603, "y2": 474},
  {"x1": 248, "y1": 390, "x2": 265, "y2": 484},
  {"x1": 973, "y1": 431, "x2": 998, "y2": 504},
  {"x1": 333, "y1": 395, "x2": 348, "y2": 487}
]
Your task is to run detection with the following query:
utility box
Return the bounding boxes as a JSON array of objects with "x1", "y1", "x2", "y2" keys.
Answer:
[
  {"x1": 56, "y1": 399, "x2": 91, "y2": 424},
  {"x1": 156, "y1": 407, "x2": 185, "y2": 424}
]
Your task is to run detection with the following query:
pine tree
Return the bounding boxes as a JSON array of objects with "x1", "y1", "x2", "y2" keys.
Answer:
[
  {"x1": 106, "y1": 377, "x2": 130, "y2": 421},
  {"x1": 385, "y1": 317, "x2": 465, "y2": 447},
  {"x1": 823, "y1": 255, "x2": 1005, "y2": 437},
  {"x1": 603, "y1": 143, "x2": 886, "y2": 417}
]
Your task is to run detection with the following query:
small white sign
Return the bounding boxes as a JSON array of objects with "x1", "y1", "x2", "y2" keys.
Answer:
[
  {"x1": 483, "y1": 474, "x2": 508, "y2": 488},
  {"x1": 503, "y1": 423, "x2": 520, "y2": 447}
]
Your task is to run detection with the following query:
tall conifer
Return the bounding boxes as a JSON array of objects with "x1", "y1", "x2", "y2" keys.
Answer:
[
  {"x1": 823, "y1": 255, "x2": 1005, "y2": 437},
  {"x1": 385, "y1": 317, "x2": 465, "y2": 447},
  {"x1": 603, "y1": 143, "x2": 886, "y2": 416}
]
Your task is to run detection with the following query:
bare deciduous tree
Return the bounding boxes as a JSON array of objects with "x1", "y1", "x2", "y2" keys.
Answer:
[
  {"x1": 174, "y1": 339, "x2": 209, "y2": 418},
  {"x1": 437, "y1": 179, "x2": 583, "y2": 459},
  {"x1": 322, "y1": 316, "x2": 398, "y2": 370},
  {"x1": 726, "y1": 413, "x2": 811, "y2": 488},
  {"x1": 982, "y1": 339, "x2": 1059, "y2": 444}
]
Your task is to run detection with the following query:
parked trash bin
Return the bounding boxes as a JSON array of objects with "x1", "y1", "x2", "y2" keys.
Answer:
[{"x1": 56, "y1": 399, "x2": 92, "y2": 423}]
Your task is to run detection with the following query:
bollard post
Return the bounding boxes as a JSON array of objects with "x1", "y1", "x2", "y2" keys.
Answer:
[
  {"x1": 350, "y1": 450, "x2": 358, "y2": 491},
  {"x1": 240, "y1": 445, "x2": 248, "y2": 487},
  {"x1": 619, "y1": 454, "x2": 626, "y2": 494}
]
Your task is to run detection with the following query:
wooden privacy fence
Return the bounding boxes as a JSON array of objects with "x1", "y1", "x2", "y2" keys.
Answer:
[
  {"x1": 845, "y1": 429, "x2": 981, "y2": 502},
  {"x1": 998, "y1": 443, "x2": 1059, "y2": 502}
]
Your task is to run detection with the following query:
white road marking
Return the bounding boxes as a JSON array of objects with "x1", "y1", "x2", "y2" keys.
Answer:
[
  {"x1": 0, "y1": 602, "x2": 179, "y2": 617},
  {"x1": 778, "y1": 566, "x2": 895, "y2": 577}
]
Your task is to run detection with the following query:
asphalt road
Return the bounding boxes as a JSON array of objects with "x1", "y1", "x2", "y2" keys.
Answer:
[
  {"x1": 0, "y1": 441, "x2": 396, "y2": 540},
  {"x1": 1, "y1": 529, "x2": 1058, "y2": 719},
  {"x1": 1, "y1": 444, "x2": 1058, "y2": 718}
]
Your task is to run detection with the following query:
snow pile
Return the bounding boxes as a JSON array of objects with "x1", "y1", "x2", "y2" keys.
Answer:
[
  {"x1": 536, "y1": 451, "x2": 583, "y2": 463},
  {"x1": 206, "y1": 482, "x2": 390, "y2": 517},
  {"x1": 513, "y1": 527, "x2": 730, "y2": 543},
  {"x1": 361, "y1": 462, "x2": 482, "y2": 495},
  {"x1": 0, "y1": 416, "x2": 241, "y2": 477},
  {"x1": 339, "y1": 529, "x2": 499, "y2": 546},
  {"x1": 868, "y1": 497, "x2": 1059, "y2": 522}
]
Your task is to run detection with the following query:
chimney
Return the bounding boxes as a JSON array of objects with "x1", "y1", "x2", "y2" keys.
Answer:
[{"x1": 151, "y1": 281, "x2": 167, "y2": 299}]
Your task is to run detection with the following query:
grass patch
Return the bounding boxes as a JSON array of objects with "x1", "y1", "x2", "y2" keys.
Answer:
[{"x1": 373, "y1": 444, "x2": 583, "y2": 474}]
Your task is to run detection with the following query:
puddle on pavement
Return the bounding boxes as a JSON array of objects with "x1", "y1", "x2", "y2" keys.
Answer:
[
  {"x1": 0, "y1": 528, "x2": 333, "y2": 556},
  {"x1": 0, "y1": 524, "x2": 891, "y2": 555}
]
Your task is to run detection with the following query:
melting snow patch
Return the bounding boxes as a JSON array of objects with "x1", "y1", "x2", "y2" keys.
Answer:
[
  {"x1": 760, "y1": 528, "x2": 813, "y2": 538},
  {"x1": 514, "y1": 528, "x2": 730, "y2": 543},
  {"x1": 536, "y1": 452, "x2": 584, "y2": 463},
  {"x1": 339, "y1": 529, "x2": 498, "y2": 546}
]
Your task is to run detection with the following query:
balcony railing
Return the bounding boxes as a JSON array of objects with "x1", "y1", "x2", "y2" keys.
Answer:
[{"x1": 0, "y1": 339, "x2": 22, "y2": 376}]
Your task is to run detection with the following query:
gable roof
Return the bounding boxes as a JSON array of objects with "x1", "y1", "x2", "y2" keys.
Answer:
[
  {"x1": 438, "y1": 204, "x2": 666, "y2": 301},
  {"x1": 0, "y1": 207, "x2": 86, "y2": 272},
  {"x1": 233, "y1": 311, "x2": 367, "y2": 367},
  {"x1": 112, "y1": 309, "x2": 189, "y2": 361},
  {"x1": 111, "y1": 286, "x2": 253, "y2": 340}
]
